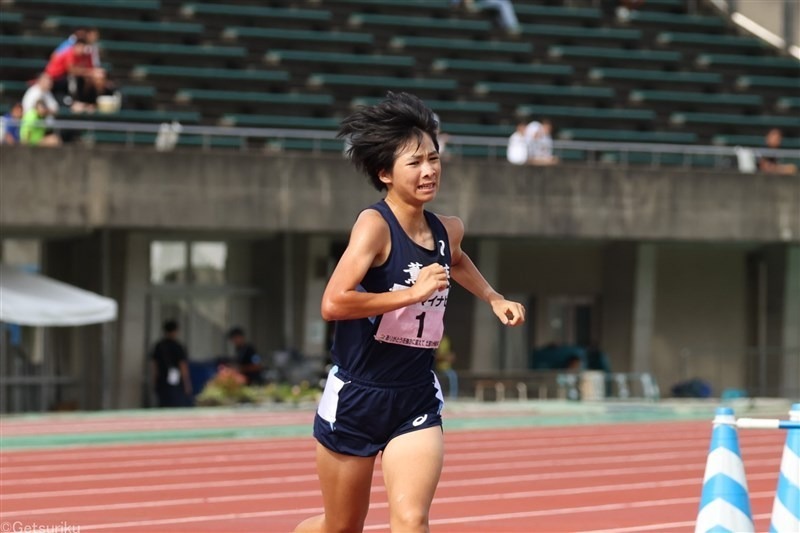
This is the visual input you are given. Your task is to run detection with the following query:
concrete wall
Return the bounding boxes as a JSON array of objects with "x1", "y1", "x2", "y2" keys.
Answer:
[
  {"x1": 2, "y1": 146, "x2": 798, "y2": 243},
  {"x1": 651, "y1": 244, "x2": 750, "y2": 396}
]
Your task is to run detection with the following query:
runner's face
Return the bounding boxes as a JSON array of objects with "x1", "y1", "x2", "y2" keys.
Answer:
[{"x1": 382, "y1": 133, "x2": 441, "y2": 203}]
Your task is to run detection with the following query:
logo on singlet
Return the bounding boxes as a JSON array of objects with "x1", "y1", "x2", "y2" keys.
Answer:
[
  {"x1": 412, "y1": 414, "x2": 428, "y2": 427},
  {"x1": 438, "y1": 240, "x2": 445, "y2": 256}
]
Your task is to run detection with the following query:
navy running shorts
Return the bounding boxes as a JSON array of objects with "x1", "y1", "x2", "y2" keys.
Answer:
[{"x1": 313, "y1": 365, "x2": 445, "y2": 457}]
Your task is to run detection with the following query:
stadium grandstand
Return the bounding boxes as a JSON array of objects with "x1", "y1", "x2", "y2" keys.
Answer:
[{"x1": 0, "y1": 0, "x2": 798, "y2": 414}]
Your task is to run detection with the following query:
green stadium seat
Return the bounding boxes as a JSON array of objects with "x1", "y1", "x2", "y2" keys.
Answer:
[
  {"x1": 43, "y1": 16, "x2": 203, "y2": 35},
  {"x1": 348, "y1": 13, "x2": 491, "y2": 32},
  {"x1": 0, "y1": 11, "x2": 23, "y2": 25},
  {"x1": 624, "y1": 11, "x2": 726, "y2": 29},
  {"x1": 119, "y1": 85, "x2": 156, "y2": 98},
  {"x1": 657, "y1": 32, "x2": 767, "y2": 50},
  {"x1": 712, "y1": 134, "x2": 800, "y2": 149},
  {"x1": 68, "y1": 109, "x2": 201, "y2": 123},
  {"x1": 559, "y1": 129, "x2": 698, "y2": 144},
  {"x1": 518, "y1": 104, "x2": 656, "y2": 121},
  {"x1": 514, "y1": 5, "x2": 601, "y2": 20},
  {"x1": 223, "y1": 27, "x2": 373, "y2": 46},
  {"x1": 670, "y1": 112, "x2": 798, "y2": 128},
  {"x1": 24, "y1": 0, "x2": 160, "y2": 9},
  {"x1": 307, "y1": 73, "x2": 458, "y2": 92},
  {"x1": 433, "y1": 59, "x2": 573, "y2": 76},
  {"x1": 522, "y1": 24, "x2": 640, "y2": 41},
  {"x1": 640, "y1": 0, "x2": 686, "y2": 8},
  {"x1": 325, "y1": 0, "x2": 449, "y2": 7},
  {"x1": 439, "y1": 123, "x2": 515, "y2": 136},
  {"x1": 265, "y1": 50, "x2": 415, "y2": 68},
  {"x1": 589, "y1": 68, "x2": 721, "y2": 85},
  {"x1": 175, "y1": 89, "x2": 334, "y2": 106},
  {"x1": 475, "y1": 81, "x2": 613, "y2": 99},
  {"x1": 351, "y1": 97, "x2": 499, "y2": 114},
  {"x1": 390, "y1": 36, "x2": 532, "y2": 55},
  {"x1": 736, "y1": 75, "x2": 800, "y2": 89},
  {"x1": 0, "y1": 35, "x2": 62, "y2": 49},
  {"x1": 219, "y1": 114, "x2": 341, "y2": 129},
  {"x1": 0, "y1": 80, "x2": 29, "y2": 94},
  {"x1": 181, "y1": 3, "x2": 331, "y2": 21},
  {"x1": 697, "y1": 53, "x2": 800, "y2": 71},
  {"x1": 102, "y1": 41, "x2": 246, "y2": 58},
  {"x1": 0, "y1": 57, "x2": 47, "y2": 70},
  {"x1": 550, "y1": 46, "x2": 681, "y2": 63},
  {"x1": 132, "y1": 65, "x2": 288, "y2": 83},
  {"x1": 776, "y1": 97, "x2": 800, "y2": 111},
  {"x1": 86, "y1": 131, "x2": 244, "y2": 148},
  {"x1": 630, "y1": 90, "x2": 763, "y2": 107}
]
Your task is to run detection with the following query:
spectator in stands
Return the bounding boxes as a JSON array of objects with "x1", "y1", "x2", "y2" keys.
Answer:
[
  {"x1": 525, "y1": 119, "x2": 559, "y2": 166},
  {"x1": 22, "y1": 73, "x2": 59, "y2": 116},
  {"x1": 227, "y1": 326, "x2": 265, "y2": 386},
  {"x1": 20, "y1": 100, "x2": 61, "y2": 147},
  {"x1": 452, "y1": 0, "x2": 520, "y2": 34},
  {"x1": 758, "y1": 128, "x2": 797, "y2": 175},
  {"x1": 150, "y1": 319, "x2": 193, "y2": 407},
  {"x1": 507, "y1": 122, "x2": 529, "y2": 165},
  {"x1": 1, "y1": 103, "x2": 23, "y2": 145},
  {"x1": 46, "y1": 34, "x2": 111, "y2": 113}
]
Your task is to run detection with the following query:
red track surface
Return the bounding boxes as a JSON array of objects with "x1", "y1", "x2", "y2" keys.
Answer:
[{"x1": 0, "y1": 415, "x2": 786, "y2": 532}]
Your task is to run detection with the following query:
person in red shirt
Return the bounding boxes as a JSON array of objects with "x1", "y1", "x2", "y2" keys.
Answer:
[{"x1": 46, "y1": 36, "x2": 110, "y2": 112}]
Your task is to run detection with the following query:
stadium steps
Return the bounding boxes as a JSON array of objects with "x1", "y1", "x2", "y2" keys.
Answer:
[
  {"x1": 20, "y1": 0, "x2": 160, "y2": 10},
  {"x1": 559, "y1": 129, "x2": 698, "y2": 144},
  {"x1": 132, "y1": 65, "x2": 289, "y2": 84},
  {"x1": 222, "y1": 27, "x2": 374, "y2": 49},
  {"x1": 350, "y1": 97, "x2": 500, "y2": 115},
  {"x1": 389, "y1": 36, "x2": 532, "y2": 57},
  {"x1": 696, "y1": 53, "x2": 800, "y2": 71},
  {"x1": 474, "y1": 81, "x2": 614, "y2": 100},
  {"x1": 670, "y1": 112, "x2": 799, "y2": 129},
  {"x1": 656, "y1": 32, "x2": 768, "y2": 51},
  {"x1": 517, "y1": 104, "x2": 656, "y2": 123},
  {"x1": 264, "y1": 50, "x2": 416, "y2": 70},
  {"x1": 521, "y1": 24, "x2": 641, "y2": 43},
  {"x1": 219, "y1": 114, "x2": 341, "y2": 129},
  {"x1": 67, "y1": 109, "x2": 201, "y2": 123},
  {"x1": 514, "y1": 5, "x2": 602, "y2": 22},
  {"x1": 622, "y1": 11, "x2": 727, "y2": 31},
  {"x1": 549, "y1": 46, "x2": 681, "y2": 65},
  {"x1": 307, "y1": 73, "x2": 458, "y2": 93},
  {"x1": 776, "y1": 97, "x2": 800, "y2": 111},
  {"x1": 629, "y1": 90, "x2": 763, "y2": 107},
  {"x1": 85, "y1": 131, "x2": 244, "y2": 148},
  {"x1": 736, "y1": 75, "x2": 800, "y2": 90},
  {"x1": 348, "y1": 13, "x2": 491, "y2": 34},
  {"x1": 42, "y1": 15, "x2": 204, "y2": 37},
  {"x1": 588, "y1": 68, "x2": 721, "y2": 86},
  {"x1": 431, "y1": 59, "x2": 574, "y2": 85},
  {"x1": 0, "y1": 11, "x2": 23, "y2": 27},
  {"x1": 180, "y1": 3, "x2": 331, "y2": 23},
  {"x1": 175, "y1": 89, "x2": 334, "y2": 108}
]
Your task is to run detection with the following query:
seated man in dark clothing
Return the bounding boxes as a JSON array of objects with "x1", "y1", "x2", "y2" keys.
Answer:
[{"x1": 227, "y1": 327, "x2": 265, "y2": 386}]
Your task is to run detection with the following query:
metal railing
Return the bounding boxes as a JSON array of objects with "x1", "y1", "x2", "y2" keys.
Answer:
[{"x1": 3, "y1": 117, "x2": 799, "y2": 170}]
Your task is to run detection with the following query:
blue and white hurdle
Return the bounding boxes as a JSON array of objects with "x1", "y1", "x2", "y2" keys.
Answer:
[{"x1": 696, "y1": 403, "x2": 800, "y2": 533}]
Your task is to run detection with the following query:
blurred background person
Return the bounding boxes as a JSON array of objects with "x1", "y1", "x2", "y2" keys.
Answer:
[
  {"x1": 525, "y1": 119, "x2": 559, "y2": 166},
  {"x1": 20, "y1": 100, "x2": 61, "y2": 147},
  {"x1": 228, "y1": 326, "x2": 265, "y2": 386},
  {"x1": 758, "y1": 128, "x2": 797, "y2": 175},
  {"x1": 150, "y1": 319, "x2": 192, "y2": 407},
  {"x1": 1, "y1": 102, "x2": 23, "y2": 145}
]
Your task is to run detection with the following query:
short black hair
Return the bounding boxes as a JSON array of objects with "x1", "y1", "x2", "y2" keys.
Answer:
[
  {"x1": 338, "y1": 92, "x2": 439, "y2": 191},
  {"x1": 227, "y1": 326, "x2": 245, "y2": 339},
  {"x1": 163, "y1": 319, "x2": 179, "y2": 333}
]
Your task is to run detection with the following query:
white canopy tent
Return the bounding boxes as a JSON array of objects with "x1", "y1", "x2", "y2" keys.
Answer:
[{"x1": 0, "y1": 265, "x2": 117, "y2": 326}]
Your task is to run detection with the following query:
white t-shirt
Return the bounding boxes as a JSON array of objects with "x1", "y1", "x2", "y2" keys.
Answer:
[
  {"x1": 22, "y1": 85, "x2": 59, "y2": 115},
  {"x1": 507, "y1": 132, "x2": 528, "y2": 164},
  {"x1": 524, "y1": 121, "x2": 553, "y2": 158}
]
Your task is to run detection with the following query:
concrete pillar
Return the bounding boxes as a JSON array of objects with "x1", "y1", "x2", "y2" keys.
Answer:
[
  {"x1": 782, "y1": 245, "x2": 800, "y2": 397},
  {"x1": 601, "y1": 243, "x2": 637, "y2": 373},
  {"x1": 469, "y1": 239, "x2": 501, "y2": 371},
  {"x1": 301, "y1": 236, "x2": 330, "y2": 360},
  {"x1": 630, "y1": 244, "x2": 657, "y2": 374},
  {"x1": 115, "y1": 233, "x2": 149, "y2": 409}
]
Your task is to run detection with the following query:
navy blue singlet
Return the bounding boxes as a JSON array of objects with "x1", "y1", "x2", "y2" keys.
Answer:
[{"x1": 330, "y1": 199, "x2": 451, "y2": 384}]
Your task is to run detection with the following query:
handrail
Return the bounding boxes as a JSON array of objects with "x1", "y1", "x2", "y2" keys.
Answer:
[{"x1": 3, "y1": 117, "x2": 798, "y2": 165}]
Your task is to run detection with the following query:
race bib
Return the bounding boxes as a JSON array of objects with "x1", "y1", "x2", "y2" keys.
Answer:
[{"x1": 374, "y1": 284, "x2": 448, "y2": 348}]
